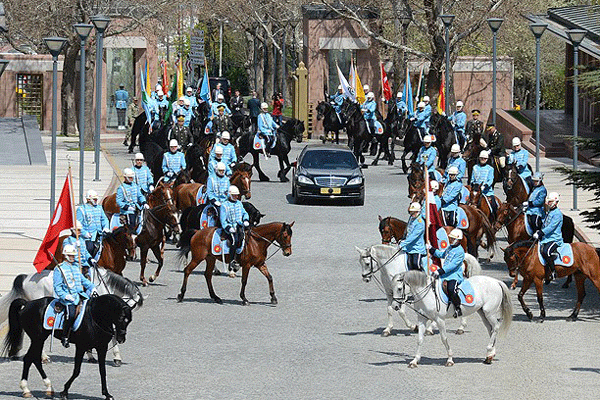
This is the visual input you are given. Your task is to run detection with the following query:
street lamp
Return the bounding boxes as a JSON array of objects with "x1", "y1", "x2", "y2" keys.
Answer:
[
  {"x1": 440, "y1": 15, "x2": 455, "y2": 114},
  {"x1": 218, "y1": 19, "x2": 229, "y2": 77},
  {"x1": 0, "y1": 59, "x2": 9, "y2": 77},
  {"x1": 530, "y1": 22, "x2": 547, "y2": 173},
  {"x1": 74, "y1": 23, "x2": 93, "y2": 204},
  {"x1": 43, "y1": 36, "x2": 68, "y2": 218},
  {"x1": 91, "y1": 15, "x2": 110, "y2": 182},
  {"x1": 566, "y1": 28, "x2": 586, "y2": 211},
  {"x1": 487, "y1": 18, "x2": 503, "y2": 126},
  {"x1": 401, "y1": 13, "x2": 411, "y2": 85}
]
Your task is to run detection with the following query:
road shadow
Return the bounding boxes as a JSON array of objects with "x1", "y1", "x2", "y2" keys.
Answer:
[
  {"x1": 338, "y1": 327, "x2": 415, "y2": 337},
  {"x1": 358, "y1": 297, "x2": 387, "y2": 303},
  {"x1": 0, "y1": 390, "x2": 104, "y2": 399},
  {"x1": 571, "y1": 367, "x2": 600, "y2": 374}
]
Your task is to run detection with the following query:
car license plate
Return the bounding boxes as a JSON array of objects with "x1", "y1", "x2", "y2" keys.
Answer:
[{"x1": 320, "y1": 187, "x2": 341, "y2": 195}]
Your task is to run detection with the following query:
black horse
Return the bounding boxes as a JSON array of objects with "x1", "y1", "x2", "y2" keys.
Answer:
[
  {"x1": 2, "y1": 294, "x2": 133, "y2": 400},
  {"x1": 179, "y1": 201, "x2": 265, "y2": 234},
  {"x1": 369, "y1": 109, "x2": 392, "y2": 166},
  {"x1": 339, "y1": 99, "x2": 371, "y2": 167},
  {"x1": 238, "y1": 118, "x2": 304, "y2": 182},
  {"x1": 399, "y1": 117, "x2": 423, "y2": 174},
  {"x1": 231, "y1": 110, "x2": 253, "y2": 138},
  {"x1": 429, "y1": 112, "x2": 457, "y2": 169},
  {"x1": 316, "y1": 101, "x2": 344, "y2": 145},
  {"x1": 384, "y1": 102, "x2": 406, "y2": 164}
]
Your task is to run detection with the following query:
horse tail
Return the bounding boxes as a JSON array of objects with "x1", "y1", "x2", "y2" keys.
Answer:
[
  {"x1": 0, "y1": 274, "x2": 26, "y2": 326},
  {"x1": 177, "y1": 229, "x2": 197, "y2": 263},
  {"x1": 477, "y1": 208, "x2": 496, "y2": 252},
  {"x1": 463, "y1": 254, "x2": 481, "y2": 278},
  {"x1": 562, "y1": 215, "x2": 575, "y2": 243},
  {"x1": 498, "y1": 280, "x2": 513, "y2": 337},
  {"x1": 2, "y1": 298, "x2": 27, "y2": 358}
]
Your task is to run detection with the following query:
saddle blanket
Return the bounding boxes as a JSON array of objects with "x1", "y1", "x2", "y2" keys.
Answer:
[
  {"x1": 200, "y1": 205, "x2": 218, "y2": 229},
  {"x1": 195, "y1": 186, "x2": 207, "y2": 206},
  {"x1": 436, "y1": 227, "x2": 450, "y2": 251},
  {"x1": 525, "y1": 215, "x2": 534, "y2": 237},
  {"x1": 537, "y1": 243, "x2": 574, "y2": 267},
  {"x1": 110, "y1": 214, "x2": 142, "y2": 235},
  {"x1": 437, "y1": 279, "x2": 477, "y2": 308},
  {"x1": 205, "y1": 120, "x2": 213, "y2": 135},
  {"x1": 442, "y1": 207, "x2": 469, "y2": 229},
  {"x1": 519, "y1": 175, "x2": 530, "y2": 195},
  {"x1": 373, "y1": 120, "x2": 384, "y2": 135},
  {"x1": 43, "y1": 299, "x2": 88, "y2": 331},
  {"x1": 211, "y1": 228, "x2": 244, "y2": 256},
  {"x1": 253, "y1": 133, "x2": 277, "y2": 150},
  {"x1": 460, "y1": 186, "x2": 470, "y2": 204}
]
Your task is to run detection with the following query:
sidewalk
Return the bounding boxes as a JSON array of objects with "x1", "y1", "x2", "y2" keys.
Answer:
[{"x1": 0, "y1": 133, "x2": 117, "y2": 294}]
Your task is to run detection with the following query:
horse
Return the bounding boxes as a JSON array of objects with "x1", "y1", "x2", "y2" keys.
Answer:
[
  {"x1": 378, "y1": 216, "x2": 468, "y2": 252},
  {"x1": 384, "y1": 102, "x2": 405, "y2": 162},
  {"x1": 462, "y1": 135, "x2": 485, "y2": 182},
  {"x1": 177, "y1": 221, "x2": 294, "y2": 305},
  {"x1": 429, "y1": 113, "x2": 457, "y2": 169},
  {"x1": 2, "y1": 294, "x2": 133, "y2": 400},
  {"x1": 238, "y1": 118, "x2": 304, "y2": 182},
  {"x1": 406, "y1": 162, "x2": 444, "y2": 201},
  {"x1": 357, "y1": 245, "x2": 481, "y2": 337},
  {"x1": 102, "y1": 180, "x2": 175, "y2": 217},
  {"x1": 339, "y1": 99, "x2": 371, "y2": 167},
  {"x1": 400, "y1": 119, "x2": 423, "y2": 174},
  {"x1": 392, "y1": 270, "x2": 512, "y2": 367},
  {"x1": 468, "y1": 183, "x2": 501, "y2": 224},
  {"x1": 458, "y1": 204, "x2": 496, "y2": 259},
  {"x1": 180, "y1": 201, "x2": 265, "y2": 233},
  {"x1": 502, "y1": 163, "x2": 530, "y2": 207},
  {"x1": 184, "y1": 143, "x2": 209, "y2": 183},
  {"x1": 316, "y1": 101, "x2": 344, "y2": 144},
  {"x1": 369, "y1": 111, "x2": 393, "y2": 166},
  {"x1": 231, "y1": 111, "x2": 253, "y2": 138},
  {"x1": 502, "y1": 240, "x2": 600, "y2": 322}
]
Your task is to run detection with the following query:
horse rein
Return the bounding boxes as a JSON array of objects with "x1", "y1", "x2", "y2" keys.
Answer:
[
  {"x1": 361, "y1": 248, "x2": 402, "y2": 279},
  {"x1": 249, "y1": 227, "x2": 291, "y2": 261},
  {"x1": 495, "y1": 205, "x2": 524, "y2": 232}
]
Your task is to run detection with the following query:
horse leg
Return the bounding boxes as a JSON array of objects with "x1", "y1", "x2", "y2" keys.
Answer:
[
  {"x1": 401, "y1": 150, "x2": 408, "y2": 173},
  {"x1": 139, "y1": 246, "x2": 149, "y2": 286},
  {"x1": 204, "y1": 258, "x2": 222, "y2": 304},
  {"x1": 435, "y1": 317, "x2": 454, "y2": 366},
  {"x1": 86, "y1": 350, "x2": 97, "y2": 363},
  {"x1": 41, "y1": 349, "x2": 50, "y2": 364},
  {"x1": 478, "y1": 309, "x2": 499, "y2": 364},
  {"x1": 534, "y1": 277, "x2": 546, "y2": 322},
  {"x1": 456, "y1": 316, "x2": 468, "y2": 335},
  {"x1": 60, "y1": 346, "x2": 86, "y2": 399},
  {"x1": 96, "y1": 343, "x2": 114, "y2": 400},
  {"x1": 277, "y1": 156, "x2": 287, "y2": 182},
  {"x1": 510, "y1": 272, "x2": 520, "y2": 290},
  {"x1": 21, "y1": 340, "x2": 49, "y2": 398},
  {"x1": 112, "y1": 341, "x2": 122, "y2": 367},
  {"x1": 149, "y1": 244, "x2": 164, "y2": 283},
  {"x1": 562, "y1": 274, "x2": 573, "y2": 289},
  {"x1": 371, "y1": 139, "x2": 381, "y2": 166},
  {"x1": 177, "y1": 258, "x2": 199, "y2": 302},
  {"x1": 253, "y1": 152, "x2": 269, "y2": 182},
  {"x1": 257, "y1": 264, "x2": 277, "y2": 305},
  {"x1": 517, "y1": 276, "x2": 534, "y2": 320},
  {"x1": 382, "y1": 293, "x2": 395, "y2": 336},
  {"x1": 567, "y1": 272, "x2": 587, "y2": 321},
  {"x1": 240, "y1": 264, "x2": 251, "y2": 306},
  {"x1": 408, "y1": 316, "x2": 427, "y2": 368}
]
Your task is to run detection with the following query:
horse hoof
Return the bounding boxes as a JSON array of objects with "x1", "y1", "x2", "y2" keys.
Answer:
[
  {"x1": 280, "y1": 177, "x2": 289, "y2": 183},
  {"x1": 242, "y1": 299, "x2": 249, "y2": 306},
  {"x1": 213, "y1": 297, "x2": 223, "y2": 304},
  {"x1": 177, "y1": 293, "x2": 184, "y2": 303},
  {"x1": 566, "y1": 315, "x2": 577, "y2": 322},
  {"x1": 537, "y1": 318, "x2": 544, "y2": 324},
  {"x1": 113, "y1": 359, "x2": 122, "y2": 367},
  {"x1": 46, "y1": 389, "x2": 54, "y2": 398},
  {"x1": 526, "y1": 311, "x2": 534, "y2": 320},
  {"x1": 42, "y1": 357, "x2": 50, "y2": 364},
  {"x1": 562, "y1": 283, "x2": 570, "y2": 289},
  {"x1": 510, "y1": 284, "x2": 516, "y2": 290},
  {"x1": 213, "y1": 269, "x2": 222, "y2": 276},
  {"x1": 381, "y1": 330, "x2": 390, "y2": 337},
  {"x1": 426, "y1": 329, "x2": 434, "y2": 336},
  {"x1": 445, "y1": 360, "x2": 455, "y2": 367},
  {"x1": 408, "y1": 362, "x2": 418, "y2": 369},
  {"x1": 141, "y1": 279, "x2": 148, "y2": 287},
  {"x1": 148, "y1": 275, "x2": 156, "y2": 283},
  {"x1": 105, "y1": 395, "x2": 114, "y2": 400},
  {"x1": 456, "y1": 329, "x2": 465, "y2": 335},
  {"x1": 23, "y1": 393, "x2": 32, "y2": 398},
  {"x1": 271, "y1": 297, "x2": 278, "y2": 305},
  {"x1": 483, "y1": 356, "x2": 493, "y2": 365},
  {"x1": 259, "y1": 176, "x2": 270, "y2": 182},
  {"x1": 60, "y1": 391, "x2": 68, "y2": 400},
  {"x1": 371, "y1": 161, "x2": 378, "y2": 166}
]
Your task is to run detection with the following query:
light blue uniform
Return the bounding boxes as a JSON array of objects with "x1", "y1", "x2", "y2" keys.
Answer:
[
  {"x1": 444, "y1": 156, "x2": 466, "y2": 183},
  {"x1": 361, "y1": 100, "x2": 377, "y2": 121},
  {"x1": 399, "y1": 216, "x2": 426, "y2": 255},
  {"x1": 162, "y1": 151, "x2": 186, "y2": 177},
  {"x1": 53, "y1": 260, "x2": 94, "y2": 306},
  {"x1": 210, "y1": 143, "x2": 236, "y2": 167},
  {"x1": 219, "y1": 199, "x2": 249, "y2": 231},
  {"x1": 258, "y1": 112, "x2": 278, "y2": 141},
  {"x1": 508, "y1": 148, "x2": 531, "y2": 179},
  {"x1": 185, "y1": 94, "x2": 198, "y2": 109},
  {"x1": 441, "y1": 180, "x2": 462, "y2": 212},
  {"x1": 417, "y1": 146, "x2": 437, "y2": 172},
  {"x1": 396, "y1": 100, "x2": 408, "y2": 116},
  {"x1": 540, "y1": 207, "x2": 563, "y2": 246},
  {"x1": 155, "y1": 97, "x2": 170, "y2": 111},
  {"x1": 208, "y1": 158, "x2": 232, "y2": 177},
  {"x1": 470, "y1": 164, "x2": 495, "y2": 196},
  {"x1": 526, "y1": 185, "x2": 547, "y2": 218},
  {"x1": 449, "y1": 111, "x2": 467, "y2": 136},
  {"x1": 207, "y1": 175, "x2": 230, "y2": 204},
  {"x1": 115, "y1": 89, "x2": 129, "y2": 109},
  {"x1": 330, "y1": 93, "x2": 344, "y2": 113},
  {"x1": 63, "y1": 235, "x2": 91, "y2": 268},
  {"x1": 210, "y1": 101, "x2": 232, "y2": 117},
  {"x1": 116, "y1": 182, "x2": 145, "y2": 214},
  {"x1": 77, "y1": 203, "x2": 109, "y2": 240},
  {"x1": 133, "y1": 165, "x2": 154, "y2": 193},
  {"x1": 432, "y1": 244, "x2": 465, "y2": 283},
  {"x1": 176, "y1": 106, "x2": 193, "y2": 127}
]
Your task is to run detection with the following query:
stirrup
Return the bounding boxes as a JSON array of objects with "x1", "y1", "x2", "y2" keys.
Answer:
[{"x1": 453, "y1": 308, "x2": 462, "y2": 318}]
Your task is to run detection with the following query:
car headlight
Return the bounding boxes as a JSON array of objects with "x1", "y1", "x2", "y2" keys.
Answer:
[
  {"x1": 347, "y1": 176, "x2": 363, "y2": 185},
  {"x1": 297, "y1": 175, "x2": 314, "y2": 185}
]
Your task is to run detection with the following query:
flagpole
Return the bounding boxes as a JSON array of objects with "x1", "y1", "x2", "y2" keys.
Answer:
[
  {"x1": 68, "y1": 166, "x2": 82, "y2": 272},
  {"x1": 379, "y1": 62, "x2": 385, "y2": 117},
  {"x1": 424, "y1": 157, "x2": 431, "y2": 271},
  {"x1": 416, "y1": 65, "x2": 424, "y2": 102}
]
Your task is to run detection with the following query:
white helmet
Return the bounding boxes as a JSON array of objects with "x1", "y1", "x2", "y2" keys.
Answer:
[
  {"x1": 169, "y1": 139, "x2": 179, "y2": 147},
  {"x1": 183, "y1": 98, "x2": 191, "y2": 106},
  {"x1": 448, "y1": 166, "x2": 459, "y2": 175},
  {"x1": 261, "y1": 102, "x2": 269, "y2": 110},
  {"x1": 178, "y1": 96, "x2": 186, "y2": 102},
  {"x1": 366, "y1": 92, "x2": 375, "y2": 99},
  {"x1": 479, "y1": 150, "x2": 489, "y2": 159},
  {"x1": 456, "y1": 101, "x2": 464, "y2": 108},
  {"x1": 186, "y1": 86, "x2": 194, "y2": 93},
  {"x1": 217, "y1": 94, "x2": 224, "y2": 101},
  {"x1": 479, "y1": 138, "x2": 488, "y2": 148},
  {"x1": 157, "y1": 90, "x2": 164, "y2": 97},
  {"x1": 229, "y1": 186, "x2": 240, "y2": 196},
  {"x1": 221, "y1": 131, "x2": 230, "y2": 140},
  {"x1": 396, "y1": 92, "x2": 403, "y2": 98},
  {"x1": 430, "y1": 180, "x2": 439, "y2": 191},
  {"x1": 546, "y1": 192, "x2": 560, "y2": 204},
  {"x1": 449, "y1": 228, "x2": 463, "y2": 241},
  {"x1": 423, "y1": 95, "x2": 430, "y2": 103},
  {"x1": 417, "y1": 101, "x2": 426, "y2": 109},
  {"x1": 337, "y1": 85, "x2": 342, "y2": 90},
  {"x1": 134, "y1": 152, "x2": 144, "y2": 161},
  {"x1": 62, "y1": 244, "x2": 77, "y2": 256},
  {"x1": 450, "y1": 144, "x2": 461, "y2": 153},
  {"x1": 155, "y1": 84, "x2": 162, "y2": 91},
  {"x1": 363, "y1": 84, "x2": 370, "y2": 91},
  {"x1": 123, "y1": 168, "x2": 135, "y2": 178},
  {"x1": 423, "y1": 135, "x2": 432, "y2": 144},
  {"x1": 214, "y1": 145, "x2": 224, "y2": 155},
  {"x1": 409, "y1": 202, "x2": 421, "y2": 212},
  {"x1": 86, "y1": 189, "x2": 99, "y2": 200},
  {"x1": 512, "y1": 137, "x2": 521, "y2": 147},
  {"x1": 216, "y1": 162, "x2": 226, "y2": 172}
]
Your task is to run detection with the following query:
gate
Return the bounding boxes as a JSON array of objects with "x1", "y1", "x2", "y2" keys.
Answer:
[{"x1": 16, "y1": 73, "x2": 44, "y2": 129}]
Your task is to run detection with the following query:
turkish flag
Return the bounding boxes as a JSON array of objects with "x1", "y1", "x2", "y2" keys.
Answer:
[
  {"x1": 381, "y1": 63, "x2": 392, "y2": 101},
  {"x1": 33, "y1": 174, "x2": 75, "y2": 272},
  {"x1": 426, "y1": 187, "x2": 444, "y2": 270}
]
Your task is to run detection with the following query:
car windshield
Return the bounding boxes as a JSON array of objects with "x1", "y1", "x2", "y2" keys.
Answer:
[{"x1": 301, "y1": 150, "x2": 359, "y2": 170}]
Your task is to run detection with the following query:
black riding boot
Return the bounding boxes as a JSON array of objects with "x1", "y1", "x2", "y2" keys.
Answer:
[
  {"x1": 544, "y1": 256, "x2": 557, "y2": 285},
  {"x1": 61, "y1": 306, "x2": 76, "y2": 348},
  {"x1": 451, "y1": 292, "x2": 462, "y2": 318}
]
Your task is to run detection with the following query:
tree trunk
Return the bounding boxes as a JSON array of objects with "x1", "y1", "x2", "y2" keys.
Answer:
[
  {"x1": 84, "y1": 46, "x2": 96, "y2": 149},
  {"x1": 60, "y1": 41, "x2": 80, "y2": 137}
]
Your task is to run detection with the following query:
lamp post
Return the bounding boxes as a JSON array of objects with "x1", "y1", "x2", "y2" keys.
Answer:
[
  {"x1": 91, "y1": 15, "x2": 110, "y2": 181},
  {"x1": 530, "y1": 22, "x2": 547, "y2": 173},
  {"x1": 401, "y1": 13, "x2": 411, "y2": 84},
  {"x1": 74, "y1": 23, "x2": 93, "y2": 204},
  {"x1": 487, "y1": 18, "x2": 503, "y2": 126},
  {"x1": 566, "y1": 29, "x2": 586, "y2": 211},
  {"x1": 43, "y1": 37, "x2": 68, "y2": 218},
  {"x1": 440, "y1": 15, "x2": 455, "y2": 114}
]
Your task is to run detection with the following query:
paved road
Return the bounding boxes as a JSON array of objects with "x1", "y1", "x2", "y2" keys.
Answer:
[{"x1": 2, "y1": 142, "x2": 600, "y2": 399}]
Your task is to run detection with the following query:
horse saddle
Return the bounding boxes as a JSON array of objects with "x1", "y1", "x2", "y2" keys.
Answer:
[
  {"x1": 456, "y1": 206, "x2": 469, "y2": 230},
  {"x1": 200, "y1": 205, "x2": 218, "y2": 229},
  {"x1": 205, "y1": 120, "x2": 213, "y2": 135},
  {"x1": 524, "y1": 215, "x2": 534, "y2": 237},
  {"x1": 196, "y1": 185, "x2": 208, "y2": 206},
  {"x1": 373, "y1": 120, "x2": 384, "y2": 135},
  {"x1": 253, "y1": 133, "x2": 277, "y2": 150},
  {"x1": 537, "y1": 243, "x2": 574, "y2": 267},
  {"x1": 211, "y1": 228, "x2": 244, "y2": 256},
  {"x1": 436, "y1": 227, "x2": 450, "y2": 251},
  {"x1": 459, "y1": 186, "x2": 470, "y2": 204},
  {"x1": 43, "y1": 299, "x2": 88, "y2": 331},
  {"x1": 110, "y1": 214, "x2": 143, "y2": 235},
  {"x1": 437, "y1": 279, "x2": 476, "y2": 307}
]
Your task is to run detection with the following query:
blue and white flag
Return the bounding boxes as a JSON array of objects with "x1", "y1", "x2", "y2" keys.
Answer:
[
  {"x1": 336, "y1": 62, "x2": 355, "y2": 102},
  {"x1": 140, "y1": 67, "x2": 153, "y2": 129},
  {"x1": 199, "y1": 66, "x2": 211, "y2": 103},
  {"x1": 403, "y1": 67, "x2": 413, "y2": 116}
]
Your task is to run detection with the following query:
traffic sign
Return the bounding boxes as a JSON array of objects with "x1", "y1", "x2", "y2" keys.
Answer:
[{"x1": 190, "y1": 29, "x2": 205, "y2": 66}]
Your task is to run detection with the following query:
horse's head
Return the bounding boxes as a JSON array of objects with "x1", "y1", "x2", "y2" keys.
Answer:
[
  {"x1": 173, "y1": 169, "x2": 192, "y2": 187},
  {"x1": 115, "y1": 301, "x2": 133, "y2": 344},
  {"x1": 469, "y1": 183, "x2": 481, "y2": 205},
  {"x1": 316, "y1": 102, "x2": 326, "y2": 120},
  {"x1": 276, "y1": 221, "x2": 294, "y2": 256},
  {"x1": 148, "y1": 181, "x2": 175, "y2": 208},
  {"x1": 152, "y1": 202, "x2": 181, "y2": 234},
  {"x1": 355, "y1": 246, "x2": 374, "y2": 282},
  {"x1": 294, "y1": 120, "x2": 305, "y2": 143},
  {"x1": 503, "y1": 164, "x2": 518, "y2": 191},
  {"x1": 231, "y1": 170, "x2": 252, "y2": 200},
  {"x1": 493, "y1": 202, "x2": 516, "y2": 231},
  {"x1": 106, "y1": 226, "x2": 136, "y2": 261},
  {"x1": 378, "y1": 216, "x2": 393, "y2": 245}
]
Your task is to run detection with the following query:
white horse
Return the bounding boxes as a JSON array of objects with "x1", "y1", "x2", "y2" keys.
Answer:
[
  {"x1": 392, "y1": 270, "x2": 512, "y2": 368},
  {"x1": 0, "y1": 266, "x2": 144, "y2": 366},
  {"x1": 356, "y1": 244, "x2": 480, "y2": 336}
]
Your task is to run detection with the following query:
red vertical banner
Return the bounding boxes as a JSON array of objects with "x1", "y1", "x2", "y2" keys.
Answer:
[{"x1": 381, "y1": 63, "x2": 392, "y2": 101}]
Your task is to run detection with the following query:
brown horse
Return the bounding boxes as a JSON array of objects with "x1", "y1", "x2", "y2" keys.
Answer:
[
  {"x1": 102, "y1": 180, "x2": 175, "y2": 216},
  {"x1": 502, "y1": 164, "x2": 529, "y2": 207},
  {"x1": 177, "y1": 221, "x2": 294, "y2": 305},
  {"x1": 503, "y1": 240, "x2": 600, "y2": 321},
  {"x1": 407, "y1": 162, "x2": 445, "y2": 200},
  {"x1": 468, "y1": 183, "x2": 501, "y2": 224},
  {"x1": 377, "y1": 216, "x2": 468, "y2": 252},
  {"x1": 458, "y1": 204, "x2": 496, "y2": 259}
]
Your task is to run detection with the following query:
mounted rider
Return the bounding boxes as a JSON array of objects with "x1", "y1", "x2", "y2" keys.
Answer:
[
  {"x1": 185, "y1": 86, "x2": 198, "y2": 111},
  {"x1": 429, "y1": 228, "x2": 465, "y2": 318},
  {"x1": 210, "y1": 93, "x2": 232, "y2": 118},
  {"x1": 361, "y1": 92, "x2": 377, "y2": 135},
  {"x1": 533, "y1": 192, "x2": 562, "y2": 284},
  {"x1": 155, "y1": 90, "x2": 170, "y2": 115},
  {"x1": 524, "y1": 172, "x2": 547, "y2": 235},
  {"x1": 63, "y1": 221, "x2": 92, "y2": 271},
  {"x1": 207, "y1": 162, "x2": 231, "y2": 208},
  {"x1": 169, "y1": 115, "x2": 193, "y2": 149},
  {"x1": 465, "y1": 109, "x2": 484, "y2": 142},
  {"x1": 395, "y1": 92, "x2": 408, "y2": 118},
  {"x1": 77, "y1": 189, "x2": 109, "y2": 243},
  {"x1": 212, "y1": 105, "x2": 233, "y2": 137},
  {"x1": 448, "y1": 101, "x2": 467, "y2": 149},
  {"x1": 440, "y1": 166, "x2": 462, "y2": 227},
  {"x1": 162, "y1": 139, "x2": 186, "y2": 182},
  {"x1": 219, "y1": 185, "x2": 250, "y2": 272},
  {"x1": 399, "y1": 202, "x2": 426, "y2": 271},
  {"x1": 443, "y1": 144, "x2": 466, "y2": 184},
  {"x1": 485, "y1": 124, "x2": 506, "y2": 169},
  {"x1": 470, "y1": 150, "x2": 498, "y2": 218},
  {"x1": 412, "y1": 101, "x2": 430, "y2": 139},
  {"x1": 133, "y1": 153, "x2": 154, "y2": 196},
  {"x1": 258, "y1": 102, "x2": 279, "y2": 155},
  {"x1": 53, "y1": 244, "x2": 95, "y2": 348},
  {"x1": 151, "y1": 84, "x2": 162, "y2": 100},
  {"x1": 171, "y1": 97, "x2": 186, "y2": 123},
  {"x1": 507, "y1": 137, "x2": 532, "y2": 189},
  {"x1": 330, "y1": 85, "x2": 344, "y2": 114},
  {"x1": 117, "y1": 168, "x2": 147, "y2": 232},
  {"x1": 208, "y1": 146, "x2": 232, "y2": 177},
  {"x1": 215, "y1": 131, "x2": 237, "y2": 168},
  {"x1": 416, "y1": 135, "x2": 438, "y2": 181},
  {"x1": 423, "y1": 95, "x2": 432, "y2": 117}
]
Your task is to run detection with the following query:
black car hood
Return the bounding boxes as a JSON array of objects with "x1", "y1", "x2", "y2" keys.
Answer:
[{"x1": 302, "y1": 167, "x2": 361, "y2": 177}]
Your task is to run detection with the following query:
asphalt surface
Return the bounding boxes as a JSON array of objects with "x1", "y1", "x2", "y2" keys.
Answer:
[{"x1": 2, "y1": 141, "x2": 600, "y2": 400}]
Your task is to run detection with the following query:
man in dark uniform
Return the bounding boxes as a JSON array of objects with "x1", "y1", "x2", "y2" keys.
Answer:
[
  {"x1": 485, "y1": 124, "x2": 506, "y2": 170},
  {"x1": 465, "y1": 109, "x2": 484, "y2": 143}
]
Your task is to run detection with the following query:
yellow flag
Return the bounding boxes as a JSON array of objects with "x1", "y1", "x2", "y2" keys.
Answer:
[
  {"x1": 177, "y1": 59, "x2": 184, "y2": 99},
  {"x1": 145, "y1": 61, "x2": 151, "y2": 96},
  {"x1": 355, "y1": 67, "x2": 365, "y2": 104}
]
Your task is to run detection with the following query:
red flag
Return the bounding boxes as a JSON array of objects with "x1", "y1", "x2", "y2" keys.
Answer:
[
  {"x1": 33, "y1": 174, "x2": 75, "y2": 272},
  {"x1": 426, "y1": 187, "x2": 444, "y2": 271},
  {"x1": 381, "y1": 63, "x2": 392, "y2": 101}
]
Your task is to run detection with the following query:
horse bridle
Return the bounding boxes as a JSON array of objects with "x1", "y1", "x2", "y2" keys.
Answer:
[
  {"x1": 249, "y1": 226, "x2": 292, "y2": 258},
  {"x1": 360, "y1": 248, "x2": 402, "y2": 279},
  {"x1": 494, "y1": 205, "x2": 524, "y2": 232}
]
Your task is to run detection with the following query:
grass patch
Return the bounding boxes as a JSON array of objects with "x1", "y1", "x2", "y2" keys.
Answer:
[
  {"x1": 506, "y1": 110, "x2": 536, "y2": 131},
  {"x1": 67, "y1": 147, "x2": 95, "y2": 151}
]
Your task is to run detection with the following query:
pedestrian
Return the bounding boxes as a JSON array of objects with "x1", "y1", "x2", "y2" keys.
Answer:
[
  {"x1": 124, "y1": 97, "x2": 139, "y2": 146},
  {"x1": 230, "y1": 90, "x2": 244, "y2": 113},
  {"x1": 212, "y1": 83, "x2": 224, "y2": 102},
  {"x1": 247, "y1": 91, "x2": 261, "y2": 132},
  {"x1": 115, "y1": 84, "x2": 129, "y2": 130},
  {"x1": 272, "y1": 92, "x2": 284, "y2": 125}
]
